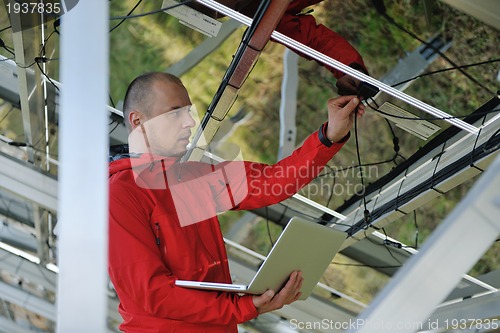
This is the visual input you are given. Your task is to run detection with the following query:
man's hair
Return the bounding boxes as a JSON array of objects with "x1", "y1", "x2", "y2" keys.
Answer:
[{"x1": 123, "y1": 72, "x2": 184, "y2": 132}]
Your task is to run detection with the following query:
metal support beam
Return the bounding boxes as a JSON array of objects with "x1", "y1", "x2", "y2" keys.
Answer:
[
  {"x1": 166, "y1": 19, "x2": 241, "y2": 76},
  {"x1": 439, "y1": 0, "x2": 500, "y2": 31},
  {"x1": 0, "y1": 280, "x2": 55, "y2": 321},
  {"x1": 0, "y1": 247, "x2": 56, "y2": 292},
  {"x1": 0, "y1": 316, "x2": 35, "y2": 333},
  {"x1": 0, "y1": 152, "x2": 57, "y2": 212},
  {"x1": 10, "y1": 14, "x2": 47, "y2": 165},
  {"x1": 347, "y1": 154, "x2": 500, "y2": 333},
  {"x1": 32, "y1": 203, "x2": 50, "y2": 265},
  {"x1": 426, "y1": 291, "x2": 500, "y2": 330},
  {"x1": 278, "y1": 49, "x2": 299, "y2": 160},
  {"x1": 57, "y1": 0, "x2": 109, "y2": 332},
  {"x1": 379, "y1": 33, "x2": 452, "y2": 91}
]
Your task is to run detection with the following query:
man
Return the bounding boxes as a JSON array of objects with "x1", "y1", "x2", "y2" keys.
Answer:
[
  {"x1": 108, "y1": 72, "x2": 364, "y2": 332},
  {"x1": 188, "y1": 0, "x2": 369, "y2": 95}
]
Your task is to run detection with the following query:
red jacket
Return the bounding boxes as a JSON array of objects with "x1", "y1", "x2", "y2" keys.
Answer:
[{"x1": 108, "y1": 128, "x2": 347, "y2": 332}]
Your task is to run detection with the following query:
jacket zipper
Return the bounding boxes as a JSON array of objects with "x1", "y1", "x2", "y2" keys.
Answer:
[{"x1": 154, "y1": 222, "x2": 160, "y2": 246}]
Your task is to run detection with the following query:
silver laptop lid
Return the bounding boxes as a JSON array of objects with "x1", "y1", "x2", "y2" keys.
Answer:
[{"x1": 246, "y1": 217, "x2": 347, "y2": 300}]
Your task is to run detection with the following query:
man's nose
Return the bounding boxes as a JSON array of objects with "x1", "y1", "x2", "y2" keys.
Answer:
[{"x1": 182, "y1": 112, "x2": 196, "y2": 128}]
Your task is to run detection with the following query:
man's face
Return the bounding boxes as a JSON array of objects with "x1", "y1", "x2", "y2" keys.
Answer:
[{"x1": 141, "y1": 79, "x2": 196, "y2": 157}]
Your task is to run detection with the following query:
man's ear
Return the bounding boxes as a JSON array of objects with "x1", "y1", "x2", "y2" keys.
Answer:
[{"x1": 129, "y1": 110, "x2": 145, "y2": 131}]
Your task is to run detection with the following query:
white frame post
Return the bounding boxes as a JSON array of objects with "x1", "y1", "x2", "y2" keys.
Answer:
[{"x1": 57, "y1": 0, "x2": 109, "y2": 332}]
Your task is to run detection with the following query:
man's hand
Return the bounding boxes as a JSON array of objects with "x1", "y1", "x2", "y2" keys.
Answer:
[
  {"x1": 326, "y1": 95, "x2": 365, "y2": 143},
  {"x1": 252, "y1": 271, "x2": 303, "y2": 314},
  {"x1": 336, "y1": 75, "x2": 361, "y2": 96}
]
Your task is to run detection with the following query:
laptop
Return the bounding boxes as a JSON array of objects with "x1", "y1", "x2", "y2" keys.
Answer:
[{"x1": 175, "y1": 217, "x2": 347, "y2": 300}]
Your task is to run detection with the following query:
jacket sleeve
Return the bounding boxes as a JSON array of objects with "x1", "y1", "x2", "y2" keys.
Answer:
[
  {"x1": 108, "y1": 181, "x2": 258, "y2": 325},
  {"x1": 213, "y1": 128, "x2": 348, "y2": 211},
  {"x1": 275, "y1": 12, "x2": 368, "y2": 79}
]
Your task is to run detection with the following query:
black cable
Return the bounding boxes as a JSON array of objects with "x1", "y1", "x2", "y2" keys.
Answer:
[
  {"x1": 0, "y1": 26, "x2": 12, "y2": 33},
  {"x1": 413, "y1": 210, "x2": 419, "y2": 250},
  {"x1": 483, "y1": 128, "x2": 500, "y2": 154},
  {"x1": 380, "y1": 13, "x2": 494, "y2": 95},
  {"x1": 16, "y1": 61, "x2": 36, "y2": 69},
  {"x1": 39, "y1": 29, "x2": 59, "y2": 59},
  {"x1": 109, "y1": 94, "x2": 116, "y2": 108},
  {"x1": 380, "y1": 228, "x2": 403, "y2": 265},
  {"x1": 0, "y1": 38, "x2": 15, "y2": 56},
  {"x1": 391, "y1": 58, "x2": 500, "y2": 89},
  {"x1": 362, "y1": 229, "x2": 402, "y2": 266},
  {"x1": 110, "y1": 0, "x2": 144, "y2": 32},
  {"x1": 0, "y1": 105, "x2": 15, "y2": 124},
  {"x1": 7, "y1": 141, "x2": 59, "y2": 159},
  {"x1": 35, "y1": 60, "x2": 60, "y2": 91},
  {"x1": 0, "y1": 194, "x2": 15, "y2": 227},
  {"x1": 354, "y1": 106, "x2": 371, "y2": 226},
  {"x1": 53, "y1": 18, "x2": 60, "y2": 35},
  {"x1": 109, "y1": 0, "x2": 193, "y2": 20},
  {"x1": 373, "y1": 96, "x2": 404, "y2": 165},
  {"x1": 109, "y1": 121, "x2": 121, "y2": 135}
]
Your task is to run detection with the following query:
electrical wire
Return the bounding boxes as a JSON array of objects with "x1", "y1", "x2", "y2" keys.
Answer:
[
  {"x1": 0, "y1": 105, "x2": 15, "y2": 125},
  {"x1": 483, "y1": 128, "x2": 500, "y2": 154},
  {"x1": 4, "y1": 136, "x2": 59, "y2": 159},
  {"x1": 109, "y1": 0, "x2": 194, "y2": 20},
  {"x1": 354, "y1": 105, "x2": 371, "y2": 227},
  {"x1": 380, "y1": 229, "x2": 403, "y2": 265},
  {"x1": 413, "y1": 210, "x2": 419, "y2": 250},
  {"x1": 109, "y1": 94, "x2": 116, "y2": 108},
  {"x1": 36, "y1": 61, "x2": 60, "y2": 91},
  {"x1": 391, "y1": 58, "x2": 500, "y2": 89},
  {"x1": 0, "y1": 38, "x2": 15, "y2": 56},
  {"x1": 110, "y1": 0, "x2": 144, "y2": 32},
  {"x1": 16, "y1": 61, "x2": 36, "y2": 69},
  {"x1": 380, "y1": 12, "x2": 494, "y2": 95},
  {"x1": 109, "y1": 121, "x2": 121, "y2": 135},
  {"x1": 362, "y1": 229, "x2": 402, "y2": 266},
  {"x1": 0, "y1": 26, "x2": 12, "y2": 33}
]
